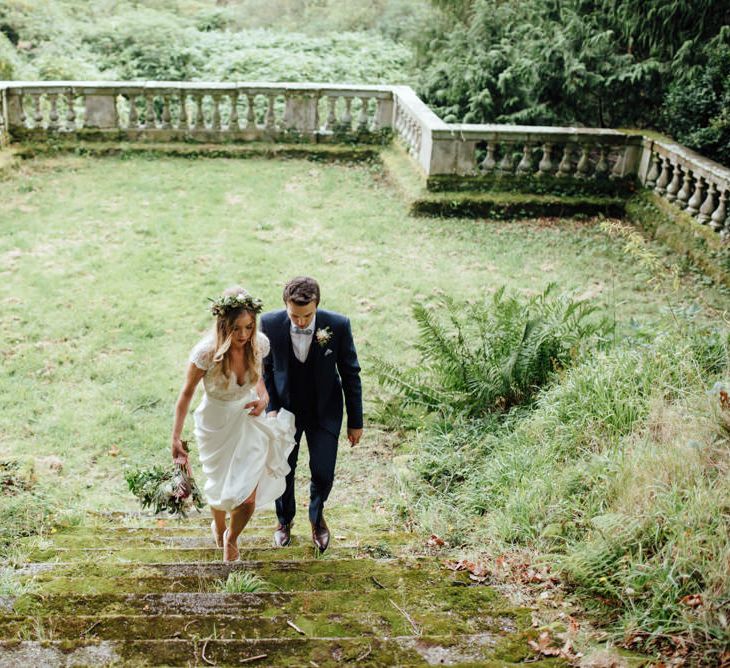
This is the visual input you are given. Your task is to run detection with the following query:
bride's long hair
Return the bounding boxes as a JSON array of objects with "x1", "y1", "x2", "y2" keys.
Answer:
[{"x1": 212, "y1": 285, "x2": 261, "y2": 384}]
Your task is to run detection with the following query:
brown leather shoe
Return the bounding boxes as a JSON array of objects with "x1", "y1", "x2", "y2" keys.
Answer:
[
  {"x1": 273, "y1": 522, "x2": 292, "y2": 547},
  {"x1": 311, "y1": 517, "x2": 330, "y2": 553}
]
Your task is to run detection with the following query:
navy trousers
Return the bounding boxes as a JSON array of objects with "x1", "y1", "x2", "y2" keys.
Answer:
[{"x1": 275, "y1": 425, "x2": 339, "y2": 527}]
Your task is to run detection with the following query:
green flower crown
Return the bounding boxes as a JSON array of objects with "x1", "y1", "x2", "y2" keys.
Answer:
[{"x1": 209, "y1": 290, "x2": 264, "y2": 318}]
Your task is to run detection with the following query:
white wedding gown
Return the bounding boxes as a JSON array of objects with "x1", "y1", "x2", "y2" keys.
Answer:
[{"x1": 189, "y1": 332, "x2": 296, "y2": 512}]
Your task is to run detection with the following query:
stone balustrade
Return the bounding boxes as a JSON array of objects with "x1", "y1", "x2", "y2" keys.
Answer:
[
  {"x1": 1, "y1": 80, "x2": 728, "y2": 236},
  {"x1": 430, "y1": 125, "x2": 641, "y2": 181},
  {"x1": 3, "y1": 82, "x2": 394, "y2": 141},
  {"x1": 638, "y1": 137, "x2": 730, "y2": 236}
]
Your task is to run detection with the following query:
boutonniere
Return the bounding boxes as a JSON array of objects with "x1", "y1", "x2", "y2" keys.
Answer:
[{"x1": 315, "y1": 326, "x2": 333, "y2": 347}]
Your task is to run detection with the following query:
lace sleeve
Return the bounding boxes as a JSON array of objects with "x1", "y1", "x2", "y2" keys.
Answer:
[
  {"x1": 257, "y1": 331, "x2": 271, "y2": 359},
  {"x1": 189, "y1": 336, "x2": 215, "y2": 371}
]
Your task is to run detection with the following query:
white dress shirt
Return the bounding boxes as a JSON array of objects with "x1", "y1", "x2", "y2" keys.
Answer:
[{"x1": 290, "y1": 315, "x2": 315, "y2": 363}]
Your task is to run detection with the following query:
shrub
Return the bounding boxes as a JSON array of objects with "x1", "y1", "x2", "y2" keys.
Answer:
[{"x1": 375, "y1": 285, "x2": 610, "y2": 418}]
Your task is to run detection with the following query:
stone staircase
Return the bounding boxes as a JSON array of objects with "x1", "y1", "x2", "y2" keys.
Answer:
[{"x1": 0, "y1": 508, "x2": 554, "y2": 667}]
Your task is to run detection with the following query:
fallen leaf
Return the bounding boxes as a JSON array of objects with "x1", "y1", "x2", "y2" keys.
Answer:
[
  {"x1": 528, "y1": 631, "x2": 561, "y2": 657},
  {"x1": 680, "y1": 593, "x2": 703, "y2": 609}
]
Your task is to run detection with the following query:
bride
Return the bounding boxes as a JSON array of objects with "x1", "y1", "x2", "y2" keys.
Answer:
[{"x1": 171, "y1": 286, "x2": 296, "y2": 562}]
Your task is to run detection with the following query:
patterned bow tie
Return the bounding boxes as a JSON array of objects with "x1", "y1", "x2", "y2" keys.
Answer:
[{"x1": 291, "y1": 326, "x2": 313, "y2": 336}]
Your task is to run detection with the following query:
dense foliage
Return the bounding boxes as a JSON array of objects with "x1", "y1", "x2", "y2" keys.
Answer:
[
  {"x1": 0, "y1": 0, "x2": 420, "y2": 84},
  {"x1": 416, "y1": 0, "x2": 730, "y2": 166},
  {"x1": 0, "y1": 0, "x2": 727, "y2": 164}
]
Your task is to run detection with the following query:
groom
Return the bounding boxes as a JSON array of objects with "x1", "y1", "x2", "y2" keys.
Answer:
[{"x1": 260, "y1": 276, "x2": 363, "y2": 552}]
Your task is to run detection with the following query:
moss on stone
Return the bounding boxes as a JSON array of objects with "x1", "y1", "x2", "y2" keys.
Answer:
[
  {"x1": 12, "y1": 140, "x2": 382, "y2": 165},
  {"x1": 626, "y1": 190, "x2": 730, "y2": 288},
  {"x1": 411, "y1": 192, "x2": 626, "y2": 219},
  {"x1": 427, "y1": 172, "x2": 636, "y2": 198}
]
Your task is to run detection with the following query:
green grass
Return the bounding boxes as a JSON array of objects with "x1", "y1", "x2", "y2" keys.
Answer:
[
  {"x1": 216, "y1": 570, "x2": 270, "y2": 593},
  {"x1": 0, "y1": 156, "x2": 726, "y2": 664},
  {"x1": 0, "y1": 155, "x2": 727, "y2": 516}
]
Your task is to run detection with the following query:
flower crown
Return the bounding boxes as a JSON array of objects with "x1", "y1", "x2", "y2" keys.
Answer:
[{"x1": 209, "y1": 290, "x2": 264, "y2": 318}]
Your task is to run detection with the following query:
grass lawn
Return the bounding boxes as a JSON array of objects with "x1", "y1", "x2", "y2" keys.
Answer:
[{"x1": 1, "y1": 153, "x2": 728, "y2": 524}]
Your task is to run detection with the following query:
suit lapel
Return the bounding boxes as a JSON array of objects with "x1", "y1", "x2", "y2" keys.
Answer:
[{"x1": 278, "y1": 310, "x2": 290, "y2": 376}]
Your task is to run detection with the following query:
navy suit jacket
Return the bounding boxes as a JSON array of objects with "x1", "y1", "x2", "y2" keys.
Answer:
[{"x1": 260, "y1": 309, "x2": 363, "y2": 436}]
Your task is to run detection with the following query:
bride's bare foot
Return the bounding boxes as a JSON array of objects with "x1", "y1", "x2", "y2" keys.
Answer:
[
  {"x1": 223, "y1": 529, "x2": 239, "y2": 562},
  {"x1": 211, "y1": 520, "x2": 224, "y2": 548}
]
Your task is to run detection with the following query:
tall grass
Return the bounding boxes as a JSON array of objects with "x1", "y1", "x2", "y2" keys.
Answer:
[{"x1": 385, "y1": 291, "x2": 730, "y2": 662}]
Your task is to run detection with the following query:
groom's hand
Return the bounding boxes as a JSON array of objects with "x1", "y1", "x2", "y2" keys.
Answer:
[
  {"x1": 347, "y1": 428, "x2": 363, "y2": 447},
  {"x1": 245, "y1": 394, "x2": 269, "y2": 417}
]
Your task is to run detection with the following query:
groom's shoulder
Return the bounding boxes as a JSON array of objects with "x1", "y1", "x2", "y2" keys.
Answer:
[
  {"x1": 260, "y1": 309, "x2": 287, "y2": 327},
  {"x1": 317, "y1": 309, "x2": 350, "y2": 329}
]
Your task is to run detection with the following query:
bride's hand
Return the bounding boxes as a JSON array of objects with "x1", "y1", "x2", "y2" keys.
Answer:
[{"x1": 171, "y1": 437, "x2": 189, "y2": 464}]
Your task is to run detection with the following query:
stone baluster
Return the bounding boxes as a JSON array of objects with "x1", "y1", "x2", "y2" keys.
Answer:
[
  {"x1": 676, "y1": 168, "x2": 693, "y2": 208},
  {"x1": 575, "y1": 145, "x2": 591, "y2": 179},
  {"x1": 211, "y1": 94, "x2": 221, "y2": 131},
  {"x1": 128, "y1": 94, "x2": 138, "y2": 129},
  {"x1": 610, "y1": 146, "x2": 626, "y2": 180},
  {"x1": 65, "y1": 92, "x2": 76, "y2": 131},
  {"x1": 357, "y1": 96, "x2": 369, "y2": 132},
  {"x1": 229, "y1": 92, "x2": 239, "y2": 130},
  {"x1": 697, "y1": 183, "x2": 717, "y2": 224},
  {"x1": 265, "y1": 94, "x2": 276, "y2": 130},
  {"x1": 644, "y1": 151, "x2": 660, "y2": 188},
  {"x1": 144, "y1": 93, "x2": 155, "y2": 129},
  {"x1": 537, "y1": 143, "x2": 553, "y2": 176},
  {"x1": 178, "y1": 92, "x2": 188, "y2": 130},
  {"x1": 480, "y1": 142, "x2": 497, "y2": 173},
  {"x1": 48, "y1": 94, "x2": 59, "y2": 130},
  {"x1": 194, "y1": 94, "x2": 204, "y2": 129},
  {"x1": 516, "y1": 144, "x2": 533, "y2": 175},
  {"x1": 405, "y1": 118, "x2": 413, "y2": 154},
  {"x1": 711, "y1": 189, "x2": 728, "y2": 232},
  {"x1": 373, "y1": 98, "x2": 387, "y2": 131},
  {"x1": 246, "y1": 94, "x2": 256, "y2": 129},
  {"x1": 497, "y1": 142, "x2": 514, "y2": 175},
  {"x1": 654, "y1": 156, "x2": 671, "y2": 194},
  {"x1": 19, "y1": 95, "x2": 27, "y2": 127},
  {"x1": 325, "y1": 96, "x2": 337, "y2": 131},
  {"x1": 645, "y1": 152, "x2": 660, "y2": 188},
  {"x1": 556, "y1": 144, "x2": 573, "y2": 177},
  {"x1": 342, "y1": 98, "x2": 352, "y2": 130},
  {"x1": 34, "y1": 95, "x2": 43, "y2": 128},
  {"x1": 161, "y1": 94, "x2": 172, "y2": 129},
  {"x1": 665, "y1": 162, "x2": 683, "y2": 202},
  {"x1": 686, "y1": 175, "x2": 705, "y2": 216},
  {"x1": 594, "y1": 146, "x2": 609, "y2": 179},
  {"x1": 413, "y1": 118, "x2": 421, "y2": 158}
]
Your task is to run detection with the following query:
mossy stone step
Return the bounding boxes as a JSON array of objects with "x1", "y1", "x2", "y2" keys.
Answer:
[
  {"x1": 0, "y1": 634, "x2": 544, "y2": 667},
  {"x1": 9, "y1": 587, "x2": 520, "y2": 621},
  {"x1": 43, "y1": 526, "x2": 407, "y2": 549},
  {"x1": 26, "y1": 544, "x2": 399, "y2": 563},
  {"x1": 411, "y1": 191, "x2": 625, "y2": 219},
  {"x1": 22, "y1": 558, "x2": 470, "y2": 595},
  {"x1": 0, "y1": 608, "x2": 520, "y2": 641},
  {"x1": 12, "y1": 140, "x2": 382, "y2": 164}
]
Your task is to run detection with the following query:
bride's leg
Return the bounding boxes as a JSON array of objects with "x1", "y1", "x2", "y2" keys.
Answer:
[
  {"x1": 224, "y1": 487, "x2": 257, "y2": 561},
  {"x1": 210, "y1": 507, "x2": 226, "y2": 548}
]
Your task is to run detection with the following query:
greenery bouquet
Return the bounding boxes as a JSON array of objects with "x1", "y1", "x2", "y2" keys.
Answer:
[{"x1": 126, "y1": 443, "x2": 205, "y2": 517}]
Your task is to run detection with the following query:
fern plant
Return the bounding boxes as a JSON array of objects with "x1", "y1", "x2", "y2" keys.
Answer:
[{"x1": 374, "y1": 285, "x2": 610, "y2": 417}]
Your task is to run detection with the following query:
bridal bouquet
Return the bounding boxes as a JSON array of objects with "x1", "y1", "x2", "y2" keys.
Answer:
[{"x1": 126, "y1": 444, "x2": 205, "y2": 517}]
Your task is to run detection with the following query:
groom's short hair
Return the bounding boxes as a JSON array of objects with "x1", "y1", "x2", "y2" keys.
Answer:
[{"x1": 283, "y1": 276, "x2": 320, "y2": 306}]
